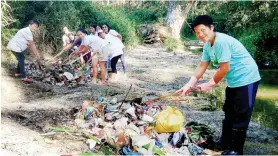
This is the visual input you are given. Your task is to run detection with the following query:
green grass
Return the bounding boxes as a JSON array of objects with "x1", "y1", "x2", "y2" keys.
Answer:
[
  {"x1": 245, "y1": 141, "x2": 278, "y2": 155},
  {"x1": 251, "y1": 70, "x2": 278, "y2": 129},
  {"x1": 130, "y1": 69, "x2": 146, "y2": 74},
  {"x1": 252, "y1": 83, "x2": 278, "y2": 129}
]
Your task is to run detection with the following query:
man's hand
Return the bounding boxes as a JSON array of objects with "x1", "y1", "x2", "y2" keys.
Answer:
[
  {"x1": 197, "y1": 78, "x2": 217, "y2": 91},
  {"x1": 175, "y1": 85, "x2": 193, "y2": 95},
  {"x1": 36, "y1": 58, "x2": 42, "y2": 69},
  {"x1": 175, "y1": 76, "x2": 198, "y2": 95}
]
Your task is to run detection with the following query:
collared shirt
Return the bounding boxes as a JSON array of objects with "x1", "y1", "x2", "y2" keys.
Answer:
[{"x1": 7, "y1": 27, "x2": 33, "y2": 52}]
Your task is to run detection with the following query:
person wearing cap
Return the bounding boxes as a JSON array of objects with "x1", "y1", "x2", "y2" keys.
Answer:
[
  {"x1": 97, "y1": 29, "x2": 105, "y2": 39},
  {"x1": 176, "y1": 15, "x2": 261, "y2": 155},
  {"x1": 7, "y1": 20, "x2": 41, "y2": 83}
]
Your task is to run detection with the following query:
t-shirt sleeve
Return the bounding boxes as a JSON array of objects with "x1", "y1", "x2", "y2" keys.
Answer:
[
  {"x1": 215, "y1": 42, "x2": 231, "y2": 63},
  {"x1": 109, "y1": 29, "x2": 119, "y2": 36},
  {"x1": 22, "y1": 28, "x2": 33, "y2": 41},
  {"x1": 81, "y1": 37, "x2": 90, "y2": 45},
  {"x1": 201, "y1": 44, "x2": 211, "y2": 62}
]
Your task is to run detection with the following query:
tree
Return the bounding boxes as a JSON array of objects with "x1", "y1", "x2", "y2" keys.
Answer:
[
  {"x1": 1, "y1": 0, "x2": 17, "y2": 27},
  {"x1": 165, "y1": 0, "x2": 196, "y2": 39}
]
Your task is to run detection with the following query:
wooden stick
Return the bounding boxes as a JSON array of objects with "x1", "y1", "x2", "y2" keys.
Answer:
[
  {"x1": 146, "y1": 92, "x2": 179, "y2": 103},
  {"x1": 67, "y1": 51, "x2": 92, "y2": 65},
  {"x1": 117, "y1": 84, "x2": 133, "y2": 109},
  {"x1": 145, "y1": 87, "x2": 200, "y2": 103},
  {"x1": 45, "y1": 50, "x2": 65, "y2": 64}
]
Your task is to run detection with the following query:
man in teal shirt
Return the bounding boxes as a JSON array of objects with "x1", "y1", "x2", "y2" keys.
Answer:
[{"x1": 176, "y1": 15, "x2": 260, "y2": 155}]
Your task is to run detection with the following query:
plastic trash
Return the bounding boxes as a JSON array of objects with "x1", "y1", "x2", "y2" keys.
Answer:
[
  {"x1": 141, "y1": 114, "x2": 154, "y2": 122},
  {"x1": 87, "y1": 139, "x2": 97, "y2": 151},
  {"x1": 168, "y1": 132, "x2": 186, "y2": 148},
  {"x1": 97, "y1": 97, "x2": 104, "y2": 102},
  {"x1": 110, "y1": 97, "x2": 117, "y2": 104},
  {"x1": 120, "y1": 147, "x2": 141, "y2": 155},
  {"x1": 154, "y1": 106, "x2": 185, "y2": 133},
  {"x1": 132, "y1": 135, "x2": 152, "y2": 147}
]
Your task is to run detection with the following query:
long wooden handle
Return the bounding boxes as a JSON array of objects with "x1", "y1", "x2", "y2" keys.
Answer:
[
  {"x1": 45, "y1": 50, "x2": 64, "y2": 64},
  {"x1": 68, "y1": 51, "x2": 92, "y2": 65},
  {"x1": 146, "y1": 92, "x2": 179, "y2": 103},
  {"x1": 146, "y1": 87, "x2": 201, "y2": 103}
]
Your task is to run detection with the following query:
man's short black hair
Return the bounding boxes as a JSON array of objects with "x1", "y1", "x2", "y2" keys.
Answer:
[
  {"x1": 29, "y1": 20, "x2": 40, "y2": 27},
  {"x1": 191, "y1": 15, "x2": 213, "y2": 31},
  {"x1": 76, "y1": 28, "x2": 88, "y2": 35},
  {"x1": 89, "y1": 24, "x2": 97, "y2": 30}
]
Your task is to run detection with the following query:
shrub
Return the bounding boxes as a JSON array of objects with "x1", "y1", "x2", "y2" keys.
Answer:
[
  {"x1": 1, "y1": 28, "x2": 19, "y2": 63},
  {"x1": 164, "y1": 37, "x2": 180, "y2": 51}
]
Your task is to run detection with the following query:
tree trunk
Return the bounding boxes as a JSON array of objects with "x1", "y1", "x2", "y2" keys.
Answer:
[{"x1": 165, "y1": 0, "x2": 195, "y2": 39}]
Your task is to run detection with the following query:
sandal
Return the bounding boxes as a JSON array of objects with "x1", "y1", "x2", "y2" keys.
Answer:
[
  {"x1": 15, "y1": 73, "x2": 21, "y2": 77},
  {"x1": 21, "y1": 77, "x2": 33, "y2": 83}
]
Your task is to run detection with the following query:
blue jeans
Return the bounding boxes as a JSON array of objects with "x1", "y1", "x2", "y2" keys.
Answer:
[{"x1": 12, "y1": 51, "x2": 26, "y2": 78}]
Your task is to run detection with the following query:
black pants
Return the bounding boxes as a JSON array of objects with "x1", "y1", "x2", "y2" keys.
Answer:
[
  {"x1": 221, "y1": 81, "x2": 259, "y2": 154},
  {"x1": 120, "y1": 49, "x2": 127, "y2": 73},
  {"x1": 111, "y1": 55, "x2": 122, "y2": 73}
]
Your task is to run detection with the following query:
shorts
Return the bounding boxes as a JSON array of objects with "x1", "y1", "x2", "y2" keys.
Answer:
[{"x1": 95, "y1": 43, "x2": 114, "y2": 61}]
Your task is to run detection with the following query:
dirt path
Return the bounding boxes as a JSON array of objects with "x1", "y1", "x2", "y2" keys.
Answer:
[{"x1": 1, "y1": 45, "x2": 278, "y2": 155}]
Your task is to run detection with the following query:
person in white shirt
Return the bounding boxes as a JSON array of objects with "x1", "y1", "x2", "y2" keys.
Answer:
[
  {"x1": 7, "y1": 20, "x2": 41, "y2": 83},
  {"x1": 96, "y1": 25, "x2": 102, "y2": 34},
  {"x1": 98, "y1": 30, "x2": 124, "y2": 82},
  {"x1": 71, "y1": 28, "x2": 113, "y2": 85},
  {"x1": 89, "y1": 24, "x2": 98, "y2": 36},
  {"x1": 102, "y1": 24, "x2": 127, "y2": 74}
]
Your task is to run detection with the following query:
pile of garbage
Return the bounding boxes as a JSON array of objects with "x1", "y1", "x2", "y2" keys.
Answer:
[
  {"x1": 42, "y1": 96, "x2": 217, "y2": 155},
  {"x1": 24, "y1": 61, "x2": 92, "y2": 86}
]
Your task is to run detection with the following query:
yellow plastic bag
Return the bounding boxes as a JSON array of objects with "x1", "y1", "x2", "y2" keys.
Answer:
[{"x1": 154, "y1": 106, "x2": 185, "y2": 133}]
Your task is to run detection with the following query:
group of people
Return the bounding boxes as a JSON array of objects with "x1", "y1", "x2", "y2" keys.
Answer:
[
  {"x1": 7, "y1": 15, "x2": 261, "y2": 155},
  {"x1": 61, "y1": 24, "x2": 127, "y2": 85}
]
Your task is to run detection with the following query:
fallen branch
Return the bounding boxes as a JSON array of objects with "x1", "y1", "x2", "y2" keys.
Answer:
[
  {"x1": 146, "y1": 92, "x2": 179, "y2": 103},
  {"x1": 117, "y1": 84, "x2": 133, "y2": 109}
]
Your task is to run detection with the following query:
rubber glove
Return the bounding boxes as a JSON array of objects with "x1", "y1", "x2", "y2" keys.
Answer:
[
  {"x1": 197, "y1": 78, "x2": 217, "y2": 91},
  {"x1": 176, "y1": 76, "x2": 198, "y2": 95}
]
